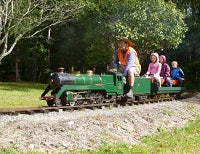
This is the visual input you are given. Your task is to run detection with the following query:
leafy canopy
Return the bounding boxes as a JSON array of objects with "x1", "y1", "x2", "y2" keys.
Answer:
[
  {"x1": 0, "y1": 0, "x2": 84, "y2": 62},
  {"x1": 80, "y1": 0, "x2": 188, "y2": 67}
]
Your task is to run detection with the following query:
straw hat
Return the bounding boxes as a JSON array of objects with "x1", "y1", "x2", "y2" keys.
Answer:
[{"x1": 119, "y1": 37, "x2": 133, "y2": 47}]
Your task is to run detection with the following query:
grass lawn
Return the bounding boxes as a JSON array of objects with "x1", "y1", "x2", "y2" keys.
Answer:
[{"x1": 0, "y1": 82, "x2": 47, "y2": 109}]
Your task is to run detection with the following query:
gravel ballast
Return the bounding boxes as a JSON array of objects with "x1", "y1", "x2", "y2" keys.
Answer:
[{"x1": 0, "y1": 93, "x2": 199, "y2": 153}]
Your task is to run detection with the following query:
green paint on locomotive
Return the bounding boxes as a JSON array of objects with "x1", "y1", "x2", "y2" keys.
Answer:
[
  {"x1": 54, "y1": 72, "x2": 185, "y2": 102},
  {"x1": 133, "y1": 77, "x2": 152, "y2": 94},
  {"x1": 101, "y1": 73, "x2": 125, "y2": 94},
  {"x1": 55, "y1": 73, "x2": 124, "y2": 99},
  {"x1": 66, "y1": 91, "x2": 73, "y2": 101},
  {"x1": 73, "y1": 74, "x2": 102, "y2": 85}
]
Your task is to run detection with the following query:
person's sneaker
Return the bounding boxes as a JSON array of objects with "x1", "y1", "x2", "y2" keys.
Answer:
[{"x1": 125, "y1": 89, "x2": 133, "y2": 98}]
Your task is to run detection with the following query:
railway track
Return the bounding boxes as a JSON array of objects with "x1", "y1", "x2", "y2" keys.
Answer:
[{"x1": 0, "y1": 96, "x2": 177, "y2": 115}]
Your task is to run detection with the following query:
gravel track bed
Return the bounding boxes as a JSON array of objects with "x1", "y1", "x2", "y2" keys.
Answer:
[{"x1": 0, "y1": 93, "x2": 199, "y2": 153}]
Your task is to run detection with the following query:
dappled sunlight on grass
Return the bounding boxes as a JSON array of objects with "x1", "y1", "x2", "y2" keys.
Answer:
[{"x1": 0, "y1": 82, "x2": 48, "y2": 109}]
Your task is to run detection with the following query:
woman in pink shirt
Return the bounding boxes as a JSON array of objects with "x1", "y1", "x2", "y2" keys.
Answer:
[{"x1": 145, "y1": 52, "x2": 162, "y2": 87}]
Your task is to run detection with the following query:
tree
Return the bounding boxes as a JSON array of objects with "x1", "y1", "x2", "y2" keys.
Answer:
[
  {"x1": 80, "y1": 0, "x2": 188, "y2": 69},
  {"x1": 0, "y1": 0, "x2": 84, "y2": 62},
  {"x1": 163, "y1": 0, "x2": 200, "y2": 90}
]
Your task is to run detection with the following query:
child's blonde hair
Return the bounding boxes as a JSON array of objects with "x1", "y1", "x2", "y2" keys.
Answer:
[{"x1": 171, "y1": 61, "x2": 178, "y2": 65}]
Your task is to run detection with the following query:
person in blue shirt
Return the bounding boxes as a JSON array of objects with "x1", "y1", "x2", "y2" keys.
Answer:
[
  {"x1": 113, "y1": 37, "x2": 141, "y2": 98},
  {"x1": 171, "y1": 61, "x2": 184, "y2": 86}
]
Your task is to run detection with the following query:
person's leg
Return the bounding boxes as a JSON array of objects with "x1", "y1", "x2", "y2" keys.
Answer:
[
  {"x1": 128, "y1": 67, "x2": 134, "y2": 87},
  {"x1": 165, "y1": 77, "x2": 172, "y2": 87},
  {"x1": 154, "y1": 74, "x2": 161, "y2": 87},
  {"x1": 126, "y1": 67, "x2": 134, "y2": 98},
  {"x1": 178, "y1": 78, "x2": 183, "y2": 86}
]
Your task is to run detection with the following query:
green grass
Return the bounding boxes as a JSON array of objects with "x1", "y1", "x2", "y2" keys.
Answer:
[
  {"x1": 0, "y1": 146, "x2": 41, "y2": 154},
  {"x1": 0, "y1": 82, "x2": 47, "y2": 109}
]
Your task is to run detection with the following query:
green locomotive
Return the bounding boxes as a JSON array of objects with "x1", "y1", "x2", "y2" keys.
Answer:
[{"x1": 41, "y1": 71, "x2": 185, "y2": 107}]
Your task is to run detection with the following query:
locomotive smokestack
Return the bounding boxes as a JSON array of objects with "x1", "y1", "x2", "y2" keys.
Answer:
[{"x1": 86, "y1": 70, "x2": 93, "y2": 75}]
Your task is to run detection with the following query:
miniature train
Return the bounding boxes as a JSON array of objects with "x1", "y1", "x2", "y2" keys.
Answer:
[{"x1": 40, "y1": 70, "x2": 186, "y2": 107}]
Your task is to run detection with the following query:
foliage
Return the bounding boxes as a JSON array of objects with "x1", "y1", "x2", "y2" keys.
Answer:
[
  {"x1": 165, "y1": 29, "x2": 200, "y2": 90},
  {"x1": 183, "y1": 59, "x2": 200, "y2": 91},
  {"x1": 0, "y1": 0, "x2": 193, "y2": 82},
  {"x1": 80, "y1": 0, "x2": 187, "y2": 69},
  {"x1": 0, "y1": 0, "x2": 84, "y2": 62},
  {"x1": 163, "y1": 0, "x2": 200, "y2": 91},
  {"x1": 50, "y1": 24, "x2": 86, "y2": 73}
]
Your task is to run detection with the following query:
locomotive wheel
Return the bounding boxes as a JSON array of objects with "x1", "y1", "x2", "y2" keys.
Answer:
[
  {"x1": 77, "y1": 100, "x2": 84, "y2": 105},
  {"x1": 96, "y1": 95, "x2": 104, "y2": 104},
  {"x1": 69, "y1": 101, "x2": 76, "y2": 106},
  {"x1": 89, "y1": 99, "x2": 95, "y2": 104},
  {"x1": 47, "y1": 100, "x2": 54, "y2": 107},
  {"x1": 96, "y1": 98, "x2": 102, "y2": 104},
  {"x1": 60, "y1": 92, "x2": 67, "y2": 106},
  {"x1": 60, "y1": 98, "x2": 67, "y2": 106},
  {"x1": 121, "y1": 96, "x2": 128, "y2": 102},
  {"x1": 55, "y1": 99, "x2": 61, "y2": 107}
]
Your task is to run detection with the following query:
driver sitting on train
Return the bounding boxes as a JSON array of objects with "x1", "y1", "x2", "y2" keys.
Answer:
[{"x1": 113, "y1": 37, "x2": 141, "y2": 98}]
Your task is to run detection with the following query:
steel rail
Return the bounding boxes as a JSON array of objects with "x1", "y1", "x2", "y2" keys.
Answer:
[{"x1": 0, "y1": 95, "x2": 180, "y2": 115}]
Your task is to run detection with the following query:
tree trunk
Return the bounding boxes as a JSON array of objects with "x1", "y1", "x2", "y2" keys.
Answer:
[
  {"x1": 47, "y1": 27, "x2": 51, "y2": 67},
  {"x1": 15, "y1": 55, "x2": 21, "y2": 82},
  {"x1": 71, "y1": 66, "x2": 74, "y2": 73},
  {"x1": 31, "y1": 51, "x2": 37, "y2": 81}
]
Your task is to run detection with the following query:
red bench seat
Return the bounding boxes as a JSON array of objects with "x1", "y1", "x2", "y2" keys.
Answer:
[{"x1": 146, "y1": 78, "x2": 179, "y2": 85}]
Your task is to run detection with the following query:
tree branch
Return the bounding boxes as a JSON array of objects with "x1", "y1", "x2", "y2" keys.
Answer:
[{"x1": 0, "y1": 34, "x2": 22, "y2": 62}]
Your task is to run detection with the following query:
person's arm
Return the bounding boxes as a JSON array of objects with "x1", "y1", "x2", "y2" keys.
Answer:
[
  {"x1": 123, "y1": 51, "x2": 136, "y2": 76},
  {"x1": 113, "y1": 50, "x2": 119, "y2": 68},
  {"x1": 170, "y1": 69, "x2": 174, "y2": 79},
  {"x1": 165, "y1": 64, "x2": 171, "y2": 77},
  {"x1": 179, "y1": 68, "x2": 184, "y2": 77},
  {"x1": 146, "y1": 63, "x2": 151, "y2": 75}
]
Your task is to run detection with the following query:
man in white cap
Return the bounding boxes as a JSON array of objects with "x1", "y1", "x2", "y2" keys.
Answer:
[{"x1": 113, "y1": 37, "x2": 141, "y2": 98}]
